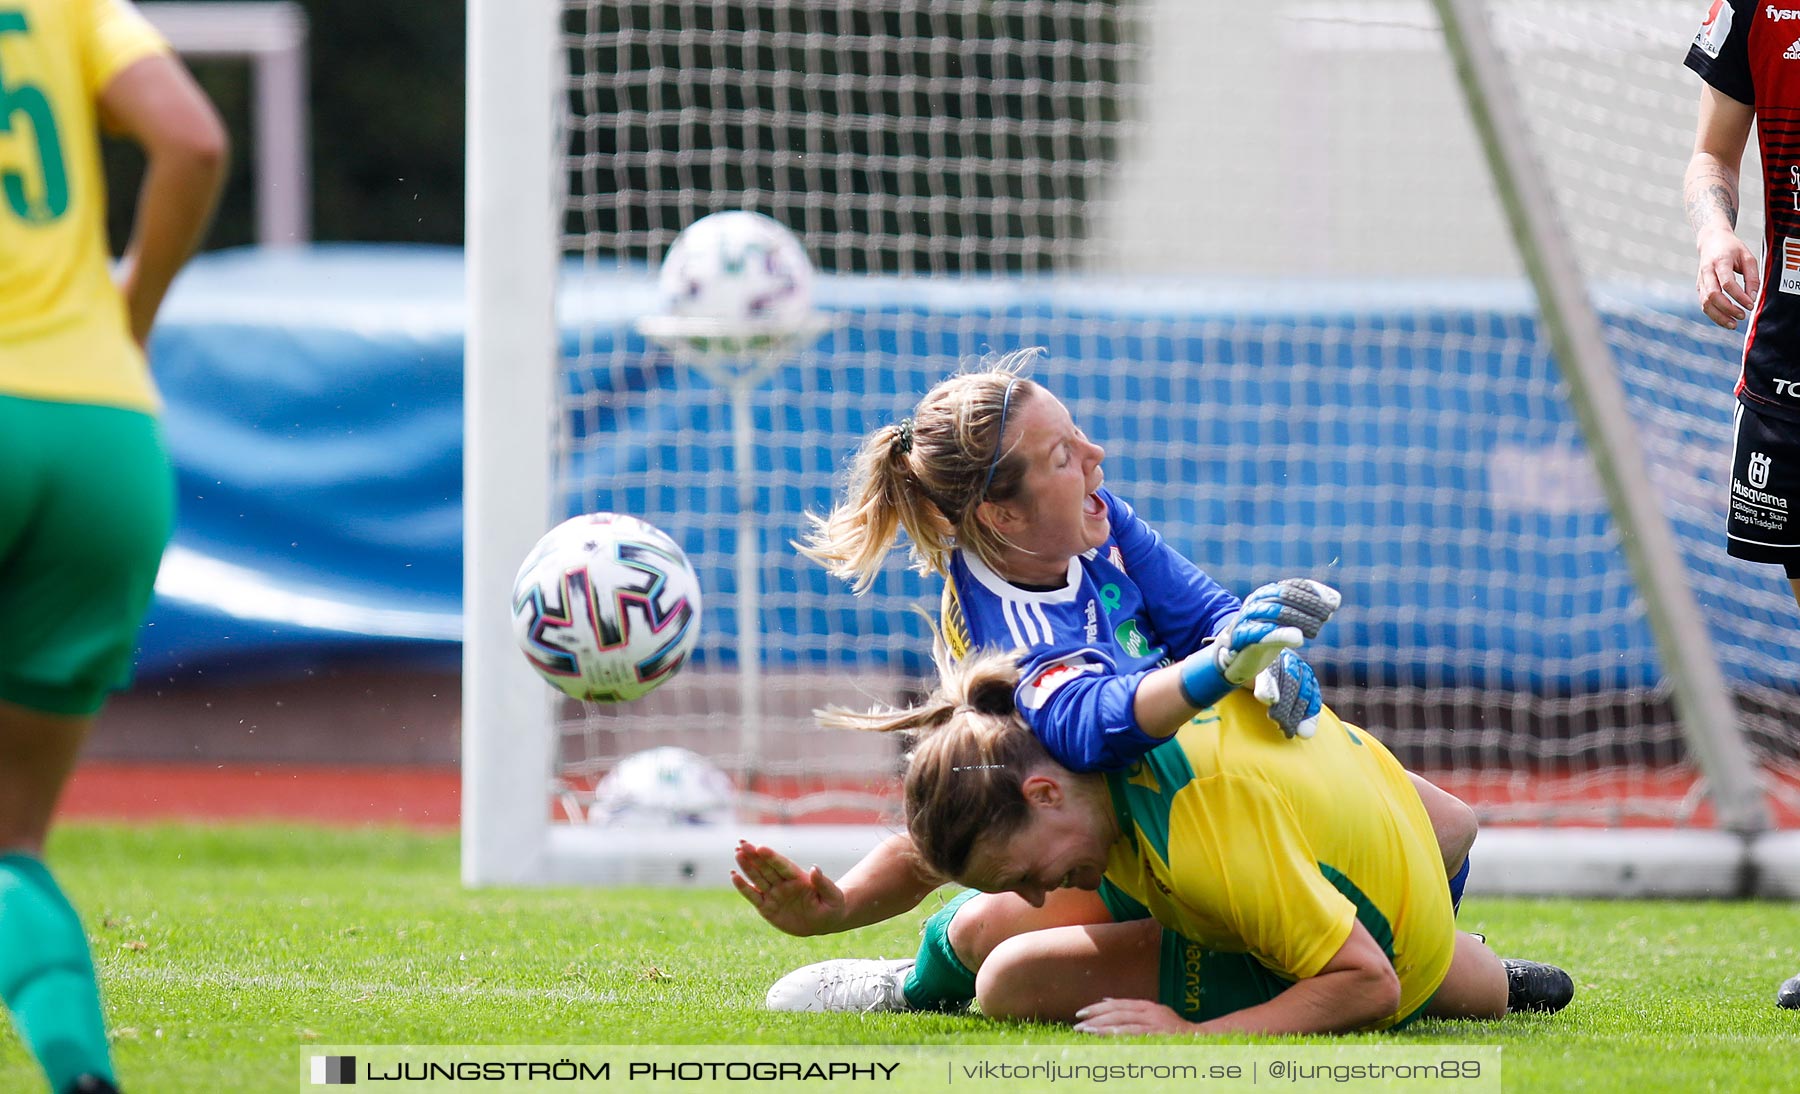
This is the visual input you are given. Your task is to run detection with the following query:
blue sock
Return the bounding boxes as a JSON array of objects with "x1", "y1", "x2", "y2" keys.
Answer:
[
  {"x1": 901, "y1": 889, "x2": 980, "y2": 1011},
  {"x1": 1449, "y1": 855, "x2": 1470, "y2": 914}
]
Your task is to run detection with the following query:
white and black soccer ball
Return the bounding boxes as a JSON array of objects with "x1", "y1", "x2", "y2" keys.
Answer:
[
  {"x1": 511, "y1": 513, "x2": 702, "y2": 703},
  {"x1": 589, "y1": 746, "x2": 737, "y2": 827},
  {"x1": 655, "y1": 210, "x2": 816, "y2": 335}
]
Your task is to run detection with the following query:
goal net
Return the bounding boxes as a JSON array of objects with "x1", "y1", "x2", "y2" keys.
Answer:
[{"x1": 465, "y1": 0, "x2": 1800, "y2": 891}]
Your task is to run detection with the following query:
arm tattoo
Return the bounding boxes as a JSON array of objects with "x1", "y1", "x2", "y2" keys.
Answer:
[{"x1": 1686, "y1": 166, "x2": 1739, "y2": 232}]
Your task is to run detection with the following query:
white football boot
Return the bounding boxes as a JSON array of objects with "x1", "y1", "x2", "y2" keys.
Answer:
[{"x1": 763, "y1": 958, "x2": 915, "y2": 1012}]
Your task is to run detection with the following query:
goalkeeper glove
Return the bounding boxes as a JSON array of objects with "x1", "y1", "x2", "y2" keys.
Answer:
[
  {"x1": 1236, "y1": 578, "x2": 1340, "y2": 642},
  {"x1": 1176, "y1": 579, "x2": 1341, "y2": 715},
  {"x1": 1253, "y1": 649, "x2": 1325, "y2": 739}
]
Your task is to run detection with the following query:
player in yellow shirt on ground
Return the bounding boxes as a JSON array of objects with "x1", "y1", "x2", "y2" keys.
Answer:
[
  {"x1": 734, "y1": 354, "x2": 1550, "y2": 1021},
  {"x1": 745, "y1": 645, "x2": 1573, "y2": 1033},
  {"x1": 0, "y1": 1, "x2": 225, "y2": 1090}
]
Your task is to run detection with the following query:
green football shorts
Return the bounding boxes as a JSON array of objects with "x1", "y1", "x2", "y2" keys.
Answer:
[{"x1": 0, "y1": 395, "x2": 174, "y2": 716}]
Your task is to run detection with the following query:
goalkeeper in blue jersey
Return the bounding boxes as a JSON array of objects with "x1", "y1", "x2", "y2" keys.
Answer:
[
  {"x1": 797, "y1": 348, "x2": 1337, "y2": 762},
  {"x1": 734, "y1": 350, "x2": 1477, "y2": 1013}
]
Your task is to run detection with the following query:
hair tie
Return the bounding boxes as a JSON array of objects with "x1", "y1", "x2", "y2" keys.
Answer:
[
  {"x1": 951, "y1": 764, "x2": 1006, "y2": 772},
  {"x1": 978, "y1": 378, "x2": 1020, "y2": 499},
  {"x1": 895, "y1": 417, "x2": 915, "y2": 455}
]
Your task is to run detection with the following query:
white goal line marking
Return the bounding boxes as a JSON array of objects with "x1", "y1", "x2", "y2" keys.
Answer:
[{"x1": 101, "y1": 965, "x2": 623, "y2": 1007}]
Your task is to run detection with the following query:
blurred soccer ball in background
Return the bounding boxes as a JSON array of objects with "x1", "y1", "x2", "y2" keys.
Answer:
[
  {"x1": 511, "y1": 513, "x2": 702, "y2": 703},
  {"x1": 588, "y1": 746, "x2": 737, "y2": 827},
  {"x1": 655, "y1": 210, "x2": 817, "y2": 339}
]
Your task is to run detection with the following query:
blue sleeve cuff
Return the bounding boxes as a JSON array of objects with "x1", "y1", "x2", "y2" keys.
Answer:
[{"x1": 1176, "y1": 654, "x2": 1231, "y2": 711}]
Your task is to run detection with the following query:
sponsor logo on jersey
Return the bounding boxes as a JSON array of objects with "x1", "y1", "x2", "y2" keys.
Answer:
[
  {"x1": 1782, "y1": 238, "x2": 1800, "y2": 295},
  {"x1": 1114, "y1": 619, "x2": 1165, "y2": 663},
  {"x1": 1084, "y1": 598, "x2": 1099, "y2": 642},
  {"x1": 1787, "y1": 35, "x2": 1800, "y2": 57},
  {"x1": 1017, "y1": 654, "x2": 1102, "y2": 711},
  {"x1": 1182, "y1": 949, "x2": 1204, "y2": 1015},
  {"x1": 1115, "y1": 619, "x2": 1149, "y2": 658},
  {"x1": 1772, "y1": 5, "x2": 1800, "y2": 21},
  {"x1": 1751, "y1": 450, "x2": 1773, "y2": 489},
  {"x1": 1696, "y1": 0, "x2": 1732, "y2": 57},
  {"x1": 1734, "y1": 475, "x2": 1789, "y2": 508}
]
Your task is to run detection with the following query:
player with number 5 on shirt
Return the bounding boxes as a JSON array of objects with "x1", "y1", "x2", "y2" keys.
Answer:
[{"x1": 0, "y1": 1, "x2": 226, "y2": 1090}]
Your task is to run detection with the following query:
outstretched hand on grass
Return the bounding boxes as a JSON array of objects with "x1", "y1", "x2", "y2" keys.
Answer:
[
  {"x1": 731, "y1": 840, "x2": 848, "y2": 936},
  {"x1": 1072, "y1": 997, "x2": 1196, "y2": 1036}
]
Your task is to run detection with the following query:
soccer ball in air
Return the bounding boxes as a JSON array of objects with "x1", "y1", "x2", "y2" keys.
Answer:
[
  {"x1": 653, "y1": 210, "x2": 817, "y2": 344},
  {"x1": 589, "y1": 747, "x2": 737, "y2": 827},
  {"x1": 511, "y1": 513, "x2": 702, "y2": 703}
]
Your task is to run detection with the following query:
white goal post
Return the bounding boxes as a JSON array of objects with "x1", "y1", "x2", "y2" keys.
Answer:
[
  {"x1": 465, "y1": 0, "x2": 1800, "y2": 894},
  {"x1": 462, "y1": 0, "x2": 552, "y2": 885}
]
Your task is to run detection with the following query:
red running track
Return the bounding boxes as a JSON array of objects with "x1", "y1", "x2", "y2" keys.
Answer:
[
  {"x1": 57, "y1": 762, "x2": 1800, "y2": 832},
  {"x1": 61, "y1": 762, "x2": 461, "y2": 830}
]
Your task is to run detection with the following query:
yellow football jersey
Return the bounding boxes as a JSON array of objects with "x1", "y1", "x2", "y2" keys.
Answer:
[
  {"x1": 0, "y1": 0, "x2": 167, "y2": 411},
  {"x1": 1102, "y1": 689, "x2": 1456, "y2": 1029}
]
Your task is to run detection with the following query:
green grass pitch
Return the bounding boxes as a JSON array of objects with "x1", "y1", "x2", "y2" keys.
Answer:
[{"x1": 0, "y1": 823, "x2": 1795, "y2": 1092}]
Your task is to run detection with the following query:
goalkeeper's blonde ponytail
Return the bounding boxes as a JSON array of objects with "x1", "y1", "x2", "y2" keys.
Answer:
[{"x1": 795, "y1": 349, "x2": 1043, "y2": 592}]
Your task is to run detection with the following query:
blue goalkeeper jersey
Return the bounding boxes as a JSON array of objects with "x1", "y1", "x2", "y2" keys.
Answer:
[{"x1": 940, "y1": 487, "x2": 1240, "y2": 772}]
